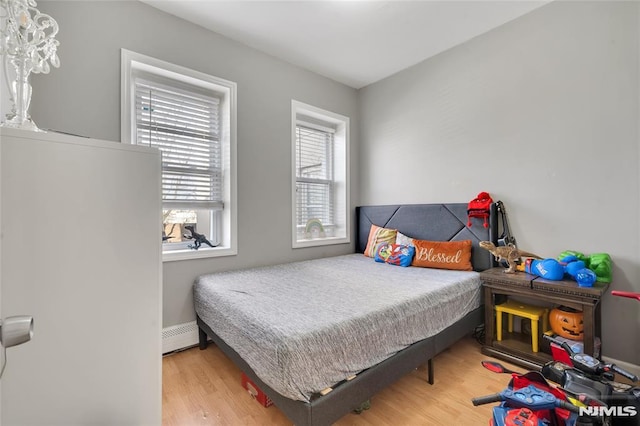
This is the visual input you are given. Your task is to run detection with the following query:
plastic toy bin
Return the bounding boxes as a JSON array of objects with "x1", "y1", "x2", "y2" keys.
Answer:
[{"x1": 241, "y1": 372, "x2": 273, "y2": 408}]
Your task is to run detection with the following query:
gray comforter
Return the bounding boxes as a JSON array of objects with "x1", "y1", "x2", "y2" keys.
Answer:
[{"x1": 194, "y1": 254, "x2": 481, "y2": 402}]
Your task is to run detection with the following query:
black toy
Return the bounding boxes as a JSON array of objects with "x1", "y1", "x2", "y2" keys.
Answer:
[{"x1": 183, "y1": 225, "x2": 217, "y2": 250}]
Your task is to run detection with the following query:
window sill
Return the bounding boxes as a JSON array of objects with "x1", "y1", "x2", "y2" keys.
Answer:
[
  {"x1": 293, "y1": 236, "x2": 350, "y2": 249},
  {"x1": 162, "y1": 245, "x2": 236, "y2": 262}
]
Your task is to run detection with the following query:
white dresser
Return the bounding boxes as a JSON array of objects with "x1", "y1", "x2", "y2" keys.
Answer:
[{"x1": 0, "y1": 128, "x2": 162, "y2": 425}]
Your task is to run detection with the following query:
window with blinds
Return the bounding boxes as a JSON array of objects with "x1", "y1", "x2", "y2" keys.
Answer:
[
  {"x1": 134, "y1": 75, "x2": 223, "y2": 248},
  {"x1": 292, "y1": 101, "x2": 349, "y2": 247},
  {"x1": 135, "y1": 77, "x2": 223, "y2": 208},
  {"x1": 295, "y1": 125, "x2": 334, "y2": 230},
  {"x1": 123, "y1": 50, "x2": 237, "y2": 259}
]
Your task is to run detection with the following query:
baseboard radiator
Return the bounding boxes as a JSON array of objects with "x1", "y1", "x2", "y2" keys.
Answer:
[{"x1": 162, "y1": 321, "x2": 200, "y2": 354}]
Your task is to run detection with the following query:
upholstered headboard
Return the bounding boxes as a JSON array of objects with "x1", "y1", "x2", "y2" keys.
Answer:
[{"x1": 356, "y1": 203, "x2": 498, "y2": 272}]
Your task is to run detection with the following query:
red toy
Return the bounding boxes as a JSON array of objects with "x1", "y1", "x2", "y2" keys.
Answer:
[
  {"x1": 476, "y1": 360, "x2": 612, "y2": 426},
  {"x1": 611, "y1": 291, "x2": 640, "y2": 302}
]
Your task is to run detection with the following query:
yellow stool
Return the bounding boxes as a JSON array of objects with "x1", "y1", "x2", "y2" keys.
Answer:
[{"x1": 495, "y1": 300, "x2": 549, "y2": 352}]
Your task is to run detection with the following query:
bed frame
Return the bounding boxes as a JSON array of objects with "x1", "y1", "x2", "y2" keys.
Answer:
[{"x1": 197, "y1": 202, "x2": 497, "y2": 425}]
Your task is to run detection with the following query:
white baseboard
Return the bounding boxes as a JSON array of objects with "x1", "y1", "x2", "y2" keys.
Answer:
[{"x1": 162, "y1": 321, "x2": 199, "y2": 354}]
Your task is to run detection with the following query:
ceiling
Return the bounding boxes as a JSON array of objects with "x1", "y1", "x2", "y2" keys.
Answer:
[{"x1": 142, "y1": 1, "x2": 550, "y2": 89}]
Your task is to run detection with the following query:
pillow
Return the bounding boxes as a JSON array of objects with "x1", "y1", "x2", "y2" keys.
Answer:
[
  {"x1": 411, "y1": 239, "x2": 473, "y2": 271},
  {"x1": 364, "y1": 225, "x2": 397, "y2": 258},
  {"x1": 395, "y1": 231, "x2": 415, "y2": 247},
  {"x1": 374, "y1": 243, "x2": 415, "y2": 267}
]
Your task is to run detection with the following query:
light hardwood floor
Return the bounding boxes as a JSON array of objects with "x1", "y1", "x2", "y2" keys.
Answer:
[{"x1": 162, "y1": 335, "x2": 523, "y2": 425}]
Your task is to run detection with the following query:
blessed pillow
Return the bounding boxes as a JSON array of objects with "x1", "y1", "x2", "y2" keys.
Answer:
[
  {"x1": 411, "y1": 239, "x2": 473, "y2": 271},
  {"x1": 374, "y1": 243, "x2": 415, "y2": 267},
  {"x1": 364, "y1": 225, "x2": 397, "y2": 258},
  {"x1": 395, "y1": 231, "x2": 415, "y2": 247}
]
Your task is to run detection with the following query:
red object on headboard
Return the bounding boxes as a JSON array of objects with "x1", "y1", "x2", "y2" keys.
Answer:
[{"x1": 467, "y1": 192, "x2": 493, "y2": 228}]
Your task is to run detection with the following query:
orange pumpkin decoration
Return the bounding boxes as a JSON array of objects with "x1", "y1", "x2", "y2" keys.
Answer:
[{"x1": 549, "y1": 306, "x2": 584, "y2": 340}]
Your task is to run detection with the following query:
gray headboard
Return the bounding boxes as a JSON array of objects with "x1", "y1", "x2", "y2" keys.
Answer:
[{"x1": 356, "y1": 203, "x2": 498, "y2": 272}]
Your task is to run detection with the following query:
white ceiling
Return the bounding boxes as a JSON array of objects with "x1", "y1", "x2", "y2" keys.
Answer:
[{"x1": 142, "y1": 1, "x2": 549, "y2": 89}]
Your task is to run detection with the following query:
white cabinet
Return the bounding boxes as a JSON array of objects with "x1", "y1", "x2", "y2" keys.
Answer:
[{"x1": 0, "y1": 128, "x2": 162, "y2": 425}]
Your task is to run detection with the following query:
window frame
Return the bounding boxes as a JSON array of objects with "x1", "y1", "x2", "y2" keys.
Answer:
[
  {"x1": 291, "y1": 100, "x2": 350, "y2": 248},
  {"x1": 121, "y1": 49, "x2": 237, "y2": 261}
]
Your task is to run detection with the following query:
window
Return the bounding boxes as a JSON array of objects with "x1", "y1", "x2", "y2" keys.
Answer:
[
  {"x1": 292, "y1": 101, "x2": 349, "y2": 248},
  {"x1": 122, "y1": 50, "x2": 237, "y2": 261}
]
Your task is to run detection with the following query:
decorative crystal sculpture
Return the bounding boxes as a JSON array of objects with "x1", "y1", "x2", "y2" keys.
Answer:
[{"x1": 0, "y1": 0, "x2": 59, "y2": 131}]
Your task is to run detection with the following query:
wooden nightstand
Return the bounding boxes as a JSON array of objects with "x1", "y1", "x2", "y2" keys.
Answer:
[{"x1": 480, "y1": 267, "x2": 609, "y2": 370}]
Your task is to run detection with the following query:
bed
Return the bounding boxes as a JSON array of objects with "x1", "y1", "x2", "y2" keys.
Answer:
[{"x1": 195, "y1": 203, "x2": 497, "y2": 425}]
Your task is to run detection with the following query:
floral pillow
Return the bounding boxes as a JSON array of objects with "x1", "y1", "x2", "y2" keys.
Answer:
[
  {"x1": 374, "y1": 243, "x2": 415, "y2": 267},
  {"x1": 364, "y1": 225, "x2": 397, "y2": 258}
]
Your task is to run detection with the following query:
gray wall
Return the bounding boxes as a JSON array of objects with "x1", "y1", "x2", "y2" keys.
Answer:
[
  {"x1": 26, "y1": 1, "x2": 640, "y2": 365},
  {"x1": 29, "y1": 1, "x2": 359, "y2": 327},
  {"x1": 359, "y1": 1, "x2": 639, "y2": 364}
]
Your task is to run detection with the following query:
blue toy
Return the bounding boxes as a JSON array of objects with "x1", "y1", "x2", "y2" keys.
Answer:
[
  {"x1": 523, "y1": 258, "x2": 565, "y2": 280},
  {"x1": 561, "y1": 255, "x2": 597, "y2": 287},
  {"x1": 520, "y1": 256, "x2": 597, "y2": 286},
  {"x1": 473, "y1": 383, "x2": 580, "y2": 426}
]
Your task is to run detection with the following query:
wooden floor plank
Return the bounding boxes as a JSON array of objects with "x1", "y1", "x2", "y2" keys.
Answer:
[{"x1": 162, "y1": 336, "x2": 522, "y2": 425}]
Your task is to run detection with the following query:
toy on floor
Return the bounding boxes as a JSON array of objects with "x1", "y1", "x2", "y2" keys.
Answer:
[
  {"x1": 542, "y1": 333, "x2": 640, "y2": 426},
  {"x1": 545, "y1": 334, "x2": 637, "y2": 382},
  {"x1": 473, "y1": 362, "x2": 583, "y2": 426},
  {"x1": 476, "y1": 358, "x2": 620, "y2": 426}
]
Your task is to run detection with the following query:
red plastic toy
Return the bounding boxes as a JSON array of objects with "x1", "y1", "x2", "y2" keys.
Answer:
[{"x1": 611, "y1": 291, "x2": 640, "y2": 302}]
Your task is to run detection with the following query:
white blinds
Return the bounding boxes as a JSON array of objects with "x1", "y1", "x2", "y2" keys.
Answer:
[
  {"x1": 295, "y1": 125, "x2": 334, "y2": 226},
  {"x1": 135, "y1": 77, "x2": 223, "y2": 209}
]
